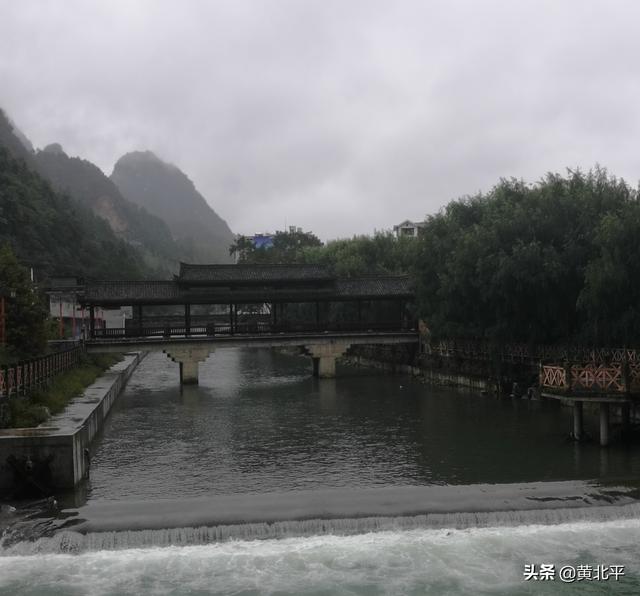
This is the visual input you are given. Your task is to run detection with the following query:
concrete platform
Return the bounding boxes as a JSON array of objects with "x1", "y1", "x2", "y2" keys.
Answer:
[{"x1": 0, "y1": 353, "x2": 142, "y2": 491}]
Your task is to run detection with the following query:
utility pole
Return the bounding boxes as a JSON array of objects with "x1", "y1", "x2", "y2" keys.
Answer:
[
  {"x1": 71, "y1": 297, "x2": 76, "y2": 338},
  {"x1": 0, "y1": 294, "x2": 5, "y2": 347},
  {"x1": 0, "y1": 287, "x2": 16, "y2": 348},
  {"x1": 59, "y1": 297, "x2": 64, "y2": 339}
]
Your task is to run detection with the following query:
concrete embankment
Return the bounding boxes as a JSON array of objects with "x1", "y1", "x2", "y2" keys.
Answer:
[
  {"x1": 0, "y1": 352, "x2": 143, "y2": 492},
  {"x1": 347, "y1": 344, "x2": 533, "y2": 395},
  {"x1": 349, "y1": 353, "x2": 493, "y2": 392}
]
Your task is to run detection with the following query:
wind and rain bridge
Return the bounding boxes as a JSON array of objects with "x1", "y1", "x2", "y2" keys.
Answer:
[{"x1": 81, "y1": 264, "x2": 418, "y2": 383}]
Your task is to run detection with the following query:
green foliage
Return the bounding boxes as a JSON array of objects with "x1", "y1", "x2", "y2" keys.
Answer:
[
  {"x1": 0, "y1": 146, "x2": 147, "y2": 279},
  {"x1": 230, "y1": 229, "x2": 418, "y2": 276},
  {"x1": 231, "y1": 230, "x2": 323, "y2": 264},
  {"x1": 34, "y1": 149, "x2": 182, "y2": 277},
  {"x1": 9, "y1": 353, "x2": 122, "y2": 428},
  {"x1": 0, "y1": 244, "x2": 49, "y2": 360},
  {"x1": 578, "y1": 205, "x2": 640, "y2": 345},
  {"x1": 112, "y1": 151, "x2": 234, "y2": 264},
  {"x1": 302, "y1": 232, "x2": 418, "y2": 277},
  {"x1": 414, "y1": 167, "x2": 638, "y2": 344}
]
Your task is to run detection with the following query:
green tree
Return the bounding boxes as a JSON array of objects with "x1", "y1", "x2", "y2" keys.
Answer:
[
  {"x1": 302, "y1": 232, "x2": 418, "y2": 276},
  {"x1": 230, "y1": 230, "x2": 323, "y2": 264},
  {"x1": 414, "y1": 167, "x2": 637, "y2": 344},
  {"x1": 0, "y1": 244, "x2": 49, "y2": 361}
]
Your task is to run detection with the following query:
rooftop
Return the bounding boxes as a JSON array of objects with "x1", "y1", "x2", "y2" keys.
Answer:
[
  {"x1": 177, "y1": 263, "x2": 334, "y2": 284},
  {"x1": 83, "y1": 273, "x2": 414, "y2": 305}
]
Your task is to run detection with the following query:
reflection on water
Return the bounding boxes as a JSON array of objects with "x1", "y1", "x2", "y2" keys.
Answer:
[{"x1": 85, "y1": 349, "x2": 640, "y2": 502}]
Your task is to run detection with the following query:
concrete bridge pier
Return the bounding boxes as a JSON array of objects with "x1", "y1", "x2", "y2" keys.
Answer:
[
  {"x1": 305, "y1": 342, "x2": 351, "y2": 378},
  {"x1": 572, "y1": 401, "x2": 584, "y2": 441},
  {"x1": 621, "y1": 402, "x2": 631, "y2": 437},
  {"x1": 599, "y1": 402, "x2": 610, "y2": 447},
  {"x1": 164, "y1": 347, "x2": 213, "y2": 385}
]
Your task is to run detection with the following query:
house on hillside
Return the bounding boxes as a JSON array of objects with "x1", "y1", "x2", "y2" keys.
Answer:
[{"x1": 393, "y1": 220, "x2": 426, "y2": 239}]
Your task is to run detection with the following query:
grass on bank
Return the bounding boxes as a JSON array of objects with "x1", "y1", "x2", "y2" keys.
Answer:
[{"x1": 9, "y1": 353, "x2": 123, "y2": 428}]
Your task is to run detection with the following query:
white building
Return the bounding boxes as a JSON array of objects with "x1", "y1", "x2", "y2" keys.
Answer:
[
  {"x1": 47, "y1": 283, "x2": 131, "y2": 339},
  {"x1": 393, "y1": 220, "x2": 426, "y2": 239}
]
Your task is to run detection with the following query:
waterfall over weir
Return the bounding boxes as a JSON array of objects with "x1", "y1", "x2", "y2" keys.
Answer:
[
  {"x1": 3, "y1": 482, "x2": 640, "y2": 554},
  {"x1": 5, "y1": 501, "x2": 640, "y2": 555}
]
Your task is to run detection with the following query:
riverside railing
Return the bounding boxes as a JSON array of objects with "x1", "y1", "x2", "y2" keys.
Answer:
[
  {"x1": 0, "y1": 343, "x2": 85, "y2": 399},
  {"x1": 421, "y1": 338, "x2": 640, "y2": 396},
  {"x1": 425, "y1": 339, "x2": 640, "y2": 366},
  {"x1": 540, "y1": 360, "x2": 640, "y2": 395},
  {"x1": 91, "y1": 320, "x2": 413, "y2": 339}
]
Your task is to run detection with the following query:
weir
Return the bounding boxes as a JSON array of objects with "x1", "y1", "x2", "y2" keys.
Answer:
[{"x1": 4, "y1": 481, "x2": 640, "y2": 554}]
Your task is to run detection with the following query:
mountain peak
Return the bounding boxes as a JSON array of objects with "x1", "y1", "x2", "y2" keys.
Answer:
[
  {"x1": 114, "y1": 150, "x2": 177, "y2": 171},
  {"x1": 112, "y1": 150, "x2": 234, "y2": 263},
  {"x1": 41, "y1": 142, "x2": 67, "y2": 157}
]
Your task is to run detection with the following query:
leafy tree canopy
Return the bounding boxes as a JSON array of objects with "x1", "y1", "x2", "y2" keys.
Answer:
[
  {"x1": 230, "y1": 229, "x2": 323, "y2": 264},
  {"x1": 0, "y1": 244, "x2": 49, "y2": 361},
  {"x1": 414, "y1": 167, "x2": 638, "y2": 345}
]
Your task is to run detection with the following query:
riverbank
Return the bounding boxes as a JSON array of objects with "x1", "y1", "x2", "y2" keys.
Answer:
[
  {"x1": 8, "y1": 354, "x2": 122, "y2": 428},
  {"x1": 346, "y1": 346, "x2": 640, "y2": 439},
  {"x1": 0, "y1": 352, "x2": 143, "y2": 495}
]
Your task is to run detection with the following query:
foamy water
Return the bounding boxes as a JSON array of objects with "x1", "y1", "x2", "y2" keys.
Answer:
[{"x1": 1, "y1": 518, "x2": 638, "y2": 595}]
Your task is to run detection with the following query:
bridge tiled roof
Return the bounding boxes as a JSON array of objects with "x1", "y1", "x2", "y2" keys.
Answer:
[
  {"x1": 84, "y1": 281, "x2": 180, "y2": 303},
  {"x1": 82, "y1": 274, "x2": 414, "y2": 305},
  {"x1": 334, "y1": 276, "x2": 413, "y2": 298},
  {"x1": 178, "y1": 263, "x2": 334, "y2": 284}
]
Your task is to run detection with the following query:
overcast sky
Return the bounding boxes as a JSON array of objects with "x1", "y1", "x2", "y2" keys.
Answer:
[{"x1": 1, "y1": 0, "x2": 639, "y2": 240}]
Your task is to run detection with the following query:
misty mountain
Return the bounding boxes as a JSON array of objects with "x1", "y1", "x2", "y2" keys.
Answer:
[
  {"x1": 112, "y1": 151, "x2": 234, "y2": 263},
  {"x1": 0, "y1": 115, "x2": 147, "y2": 280},
  {"x1": 0, "y1": 108, "x2": 35, "y2": 164},
  {"x1": 34, "y1": 144, "x2": 182, "y2": 276}
]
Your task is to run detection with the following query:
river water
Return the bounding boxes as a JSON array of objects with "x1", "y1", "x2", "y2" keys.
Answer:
[{"x1": 2, "y1": 348, "x2": 640, "y2": 594}]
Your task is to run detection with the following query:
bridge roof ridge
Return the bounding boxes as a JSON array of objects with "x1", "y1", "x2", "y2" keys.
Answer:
[{"x1": 177, "y1": 262, "x2": 335, "y2": 283}]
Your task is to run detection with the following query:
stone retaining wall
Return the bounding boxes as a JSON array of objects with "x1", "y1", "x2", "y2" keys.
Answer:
[{"x1": 0, "y1": 352, "x2": 142, "y2": 493}]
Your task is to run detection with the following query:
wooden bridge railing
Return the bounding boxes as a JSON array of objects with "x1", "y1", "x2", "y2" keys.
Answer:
[
  {"x1": 92, "y1": 320, "x2": 414, "y2": 340},
  {"x1": 0, "y1": 343, "x2": 85, "y2": 400}
]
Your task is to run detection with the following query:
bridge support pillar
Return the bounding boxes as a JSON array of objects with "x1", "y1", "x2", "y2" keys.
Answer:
[
  {"x1": 164, "y1": 347, "x2": 213, "y2": 385},
  {"x1": 621, "y1": 402, "x2": 631, "y2": 437},
  {"x1": 305, "y1": 342, "x2": 350, "y2": 378},
  {"x1": 599, "y1": 402, "x2": 610, "y2": 447},
  {"x1": 573, "y1": 401, "x2": 584, "y2": 441}
]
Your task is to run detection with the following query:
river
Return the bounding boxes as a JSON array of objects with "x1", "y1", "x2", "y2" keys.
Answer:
[{"x1": 1, "y1": 348, "x2": 640, "y2": 594}]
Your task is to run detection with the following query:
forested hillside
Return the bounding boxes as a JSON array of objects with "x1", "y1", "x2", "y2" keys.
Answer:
[
  {"x1": 112, "y1": 151, "x2": 234, "y2": 263},
  {"x1": 0, "y1": 108, "x2": 236, "y2": 279},
  {"x1": 34, "y1": 144, "x2": 182, "y2": 276},
  {"x1": 0, "y1": 109, "x2": 35, "y2": 164},
  {"x1": 0, "y1": 145, "x2": 146, "y2": 279}
]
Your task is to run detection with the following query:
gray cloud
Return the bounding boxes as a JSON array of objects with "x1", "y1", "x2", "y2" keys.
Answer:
[{"x1": 1, "y1": 0, "x2": 640, "y2": 239}]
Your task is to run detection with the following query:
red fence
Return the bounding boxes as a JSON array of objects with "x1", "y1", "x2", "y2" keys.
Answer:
[
  {"x1": 426, "y1": 339, "x2": 640, "y2": 366},
  {"x1": 0, "y1": 344, "x2": 85, "y2": 400},
  {"x1": 540, "y1": 361, "x2": 640, "y2": 394},
  {"x1": 423, "y1": 338, "x2": 640, "y2": 395}
]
